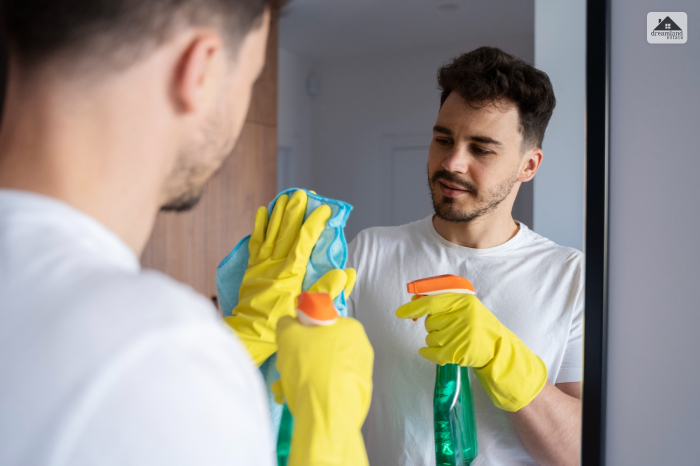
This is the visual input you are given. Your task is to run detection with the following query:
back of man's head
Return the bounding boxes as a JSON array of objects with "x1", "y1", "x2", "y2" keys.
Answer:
[
  {"x1": 0, "y1": 0, "x2": 277, "y2": 252},
  {"x1": 2, "y1": 0, "x2": 272, "y2": 70}
]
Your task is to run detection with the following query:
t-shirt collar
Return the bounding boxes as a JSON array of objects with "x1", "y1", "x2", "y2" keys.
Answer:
[{"x1": 422, "y1": 215, "x2": 526, "y2": 256}]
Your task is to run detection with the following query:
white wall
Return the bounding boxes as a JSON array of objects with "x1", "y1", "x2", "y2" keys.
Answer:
[
  {"x1": 310, "y1": 44, "x2": 466, "y2": 240},
  {"x1": 277, "y1": 49, "x2": 314, "y2": 191},
  {"x1": 280, "y1": 36, "x2": 535, "y2": 241},
  {"x1": 606, "y1": 1, "x2": 700, "y2": 463},
  {"x1": 534, "y1": 0, "x2": 586, "y2": 251}
]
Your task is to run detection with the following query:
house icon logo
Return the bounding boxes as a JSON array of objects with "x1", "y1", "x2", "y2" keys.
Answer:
[
  {"x1": 647, "y1": 12, "x2": 687, "y2": 44},
  {"x1": 653, "y1": 17, "x2": 682, "y2": 34}
]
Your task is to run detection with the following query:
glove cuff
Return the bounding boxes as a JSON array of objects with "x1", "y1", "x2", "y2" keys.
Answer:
[{"x1": 473, "y1": 330, "x2": 548, "y2": 412}]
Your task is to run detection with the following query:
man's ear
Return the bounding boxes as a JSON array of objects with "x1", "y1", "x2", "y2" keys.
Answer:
[
  {"x1": 173, "y1": 33, "x2": 224, "y2": 113},
  {"x1": 517, "y1": 147, "x2": 543, "y2": 183}
]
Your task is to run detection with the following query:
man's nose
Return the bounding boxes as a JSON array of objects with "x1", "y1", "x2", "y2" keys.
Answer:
[{"x1": 441, "y1": 145, "x2": 469, "y2": 174}]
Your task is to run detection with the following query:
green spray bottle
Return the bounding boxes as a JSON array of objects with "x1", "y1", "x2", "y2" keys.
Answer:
[
  {"x1": 276, "y1": 404, "x2": 294, "y2": 466},
  {"x1": 276, "y1": 292, "x2": 339, "y2": 466},
  {"x1": 407, "y1": 274, "x2": 479, "y2": 466}
]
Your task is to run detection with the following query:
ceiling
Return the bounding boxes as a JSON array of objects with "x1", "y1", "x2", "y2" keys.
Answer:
[{"x1": 279, "y1": 0, "x2": 534, "y2": 58}]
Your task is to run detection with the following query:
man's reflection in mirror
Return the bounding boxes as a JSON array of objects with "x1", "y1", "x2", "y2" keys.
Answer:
[{"x1": 347, "y1": 47, "x2": 582, "y2": 466}]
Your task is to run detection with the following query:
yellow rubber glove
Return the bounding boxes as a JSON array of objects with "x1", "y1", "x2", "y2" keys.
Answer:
[
  {"x1": 272, "y1": 312, "x2": 373, "y2": 466},
  {"x1": 224, "y1": 190, "x2": 331, "y2": 366},
  {"x1": 396, "y1": 293, "x2": 547, "y2": 412},
  {"x1": 308, "y1": 268, "x2": 356, "y2": 300}
]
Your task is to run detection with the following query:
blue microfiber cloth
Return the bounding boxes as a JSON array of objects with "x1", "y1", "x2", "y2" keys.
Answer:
[{"x1": 216, "y1": 188, "x2": 353, "y2": 438}]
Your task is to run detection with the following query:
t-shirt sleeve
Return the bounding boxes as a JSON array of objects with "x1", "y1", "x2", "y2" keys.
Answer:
[
  {"x1": 556, "y1": 260, "x2": 584, "y2": 384},
  {"x1": 345, "y1": 236, "x2": 360, "y2": 319},
  {"x1": 56, "y1": 323, "x2": 275, "y2": 466},
  {"x1": 347, "y1": 294, "x2": 357, "y2": 319}
]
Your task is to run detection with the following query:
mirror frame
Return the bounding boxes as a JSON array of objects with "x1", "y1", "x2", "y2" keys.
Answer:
[{"x1": 583, "y1": 0, "x2": 610, "y2": 464}]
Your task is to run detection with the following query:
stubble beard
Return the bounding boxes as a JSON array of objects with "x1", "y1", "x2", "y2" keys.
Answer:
[
  {"x1": 159, "y1": 182, "x2": 207, "y2": 213},
  {"x1": 429, "y1": 167, "x2": 518, "y2": 223},
  {"x1": 160, "y1": 105, "x2": 235, "y2": 213}
]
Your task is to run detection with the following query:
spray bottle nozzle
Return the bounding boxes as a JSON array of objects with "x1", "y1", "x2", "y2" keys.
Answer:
[{"x1": 406, "y1": 274, "x2": 476, "y2": 321}]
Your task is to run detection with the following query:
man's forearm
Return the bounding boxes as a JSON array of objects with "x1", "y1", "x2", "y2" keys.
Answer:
[{"x1": 509, "y1": 381, "x2": 581, "y2": 466}]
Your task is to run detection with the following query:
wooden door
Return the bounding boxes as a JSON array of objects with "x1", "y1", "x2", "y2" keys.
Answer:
[{"x1": 141, "y1": 15, "x2": 279, "y2": 305}]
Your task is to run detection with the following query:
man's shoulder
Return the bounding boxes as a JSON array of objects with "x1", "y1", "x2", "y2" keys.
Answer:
[
  {"x1": 14, "y1": 266, "x2": 231, "y2": 373},
  {"x1": 62, "y1": 268, "x2": 219, "y2": 332},
  {"x1": 84, "y1": 270, "x2": 252, "y2": 373},
  {"x1": 108, "y1": 269, "x2": 216, "y2": 319},
  {"x1": 72, "y1": 271, "x2": 245, "y2": 367},
  {"x1": 518, "y1": 226, "x2": 584, "y2": 271},
  {"x1": 32, "y1": 272, "x2": 267, "y2": 466}
]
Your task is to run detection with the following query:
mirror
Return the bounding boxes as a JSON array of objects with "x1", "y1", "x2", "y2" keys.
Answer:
[
  {"x1": 278, "y1": 0, "x2": 596, "y2": 464},
  {"x1": 0, "y1": 0, "x2": 609, "y2": 463}
]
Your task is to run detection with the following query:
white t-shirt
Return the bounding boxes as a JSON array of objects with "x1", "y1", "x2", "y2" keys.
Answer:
[
  {"x1": 0, "y1": 190, "x2": 274, "y2": 466},
  {"x1": 347, "y1": 216, "x2": 583, "y2": 466}
]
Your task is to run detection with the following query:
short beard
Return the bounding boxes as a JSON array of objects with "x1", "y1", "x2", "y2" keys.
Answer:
[
  {"x1": 159, "y1": 104, "x2": 234, "y2": 213},
  {"x1": 430, "y1": 168, "x2": 517, "y2": 223},
  {"x1": 160, "y1": 185, "x2": 207, "y2": 212},
  {"x1": 159, "y1": 157, "x2": 213, "y2": 213}
]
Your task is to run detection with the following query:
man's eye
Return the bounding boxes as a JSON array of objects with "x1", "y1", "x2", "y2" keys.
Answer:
[
  {"x1": 435, "y1": 138, "x2": 451, "y2": 146},
  {"x1": 471, "y1": 145, "x2": 491, "y2": 155}
]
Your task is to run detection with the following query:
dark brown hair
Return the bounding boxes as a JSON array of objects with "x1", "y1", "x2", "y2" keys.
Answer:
[
  {"x1": 1, "y1": 0, "x2": 279, "y2": 68},
  {"x1": 438, "y1": 46, "x2": 556, "y2": 150}
]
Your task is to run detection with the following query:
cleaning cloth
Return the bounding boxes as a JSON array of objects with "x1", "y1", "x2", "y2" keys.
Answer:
[{"x1": 216, "y1": 188, "x2": 353, "y2": 436}]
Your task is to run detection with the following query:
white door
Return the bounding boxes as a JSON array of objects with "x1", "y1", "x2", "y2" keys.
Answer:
[{"x1": 277, "y1": 146, "x2": 296, "y2": 192}]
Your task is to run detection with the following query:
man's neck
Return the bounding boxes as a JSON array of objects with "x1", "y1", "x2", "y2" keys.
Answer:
[
  {"x1": 0, "y1": 64, "x2": 172, "y2": 256},
  {"x1": 432, "y1": 209, "x2": 520, "y2": 249}
]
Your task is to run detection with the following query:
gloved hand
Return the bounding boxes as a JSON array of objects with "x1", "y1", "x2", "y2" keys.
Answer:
[
  {"x1": 307, "y1": 267, "x2": 356, "y2": 300},
  {"x1": 396, "y1": 293, "x2": 547, "y2": 412},
  {"x1": 224, "y1": 190, "x2": 331, "y2": 366},
  {"x1": 271, "y1": 311, "x2": 373, "y2": 466}
]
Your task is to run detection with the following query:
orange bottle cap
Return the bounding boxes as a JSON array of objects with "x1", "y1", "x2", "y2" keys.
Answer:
[
  {"x1": 296, "y1": 292, "x2": 338, "y2": 327},
  {"x1": 406, "y1": 274, "x2": 475, "y2": 296},
  {"x1": 406, "y1": 274, "x2": 475, "y2": 321}
]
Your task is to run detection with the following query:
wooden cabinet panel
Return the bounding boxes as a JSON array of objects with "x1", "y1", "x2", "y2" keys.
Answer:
[
  {"x1": 204, "y1": 122, "x2": 277, "y2": 300},
  {"x1": 246, "y1": 11, "x2": 278, "y2": 128},
  {"x1": 140, "y1": 195, "x2": 209, "y2": 294},
  {"x1": 141, "y1": 16, "x2": 278, "y2": 303}
]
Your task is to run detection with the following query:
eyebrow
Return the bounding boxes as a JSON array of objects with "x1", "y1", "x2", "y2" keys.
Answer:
[{"x1": 433, "y1": 125, "x2": 503, "y2": 146}]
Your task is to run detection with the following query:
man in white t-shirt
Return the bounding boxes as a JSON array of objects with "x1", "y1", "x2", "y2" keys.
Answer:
[
  {"x1": 348, "y1": 47, "x2": 582, "y2": 465},
  {"x1": 0, "y1": 1, "x2": 372, "y2": 465}
]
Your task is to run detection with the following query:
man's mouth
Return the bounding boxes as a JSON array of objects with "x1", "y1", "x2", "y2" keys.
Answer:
[{"x1": 437, "y1": 180, "x2": 471, "y2": 197}]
